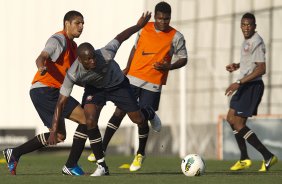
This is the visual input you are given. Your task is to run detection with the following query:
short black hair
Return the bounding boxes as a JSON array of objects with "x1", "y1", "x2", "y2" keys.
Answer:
[
  {"x1": 155, "y1": 1, "x2": 171, "y2": 15},
  {"x1": 77, "y1": 42, "x2": 95, "y2": 57},
  {"x1": 63, "y1": 10, "x2": 83, "y2": 27},
  {"x1": 242, "y1": 12, "x2": 256, "y2": 24}
]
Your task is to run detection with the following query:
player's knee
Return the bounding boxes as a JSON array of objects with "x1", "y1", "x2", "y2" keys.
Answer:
[
  {"x1": 137, "y1": 120, "x2": 148, "y2": 128},
  {"x1": 132, "y1": 117, "x2": 144, "y2": 125},
  {"x1": 113, "y1": 108, "x2": 126, "y2": 118},
  {"x1": 78, "y1": 112, "x2": 87, "y2": 125},
  {"x1": 86, "y1": 118, "x2": 98, "y2": 129},
  {"x1": 127, "y1": 110, "x2": 146, "y2": 125},
  {"x1": 226, "y1": 115, "x2": 234, "y2": 125}
]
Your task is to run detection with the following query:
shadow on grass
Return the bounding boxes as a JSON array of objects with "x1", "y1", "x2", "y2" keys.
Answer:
[{"x1": 205, "y1": 171, "x2": 282, "y2": 176}]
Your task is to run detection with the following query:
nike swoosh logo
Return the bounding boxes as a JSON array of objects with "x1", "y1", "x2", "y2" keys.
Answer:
[
  {"x1": 237, "y1": 112, "x2": 243, "y2": 114},
  {"x1": 142, "y1": 51, "x2": 156, "y2": 56},
  {"x1": 265, "y1": 158, "x2": 272, "y2": 167}
]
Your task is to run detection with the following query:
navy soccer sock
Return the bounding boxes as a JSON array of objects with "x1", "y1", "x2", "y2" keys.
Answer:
[
  {"x1": 238, "y1": 126, "x2": 273, "y2": 160},
  {"x1": 136, "y1": 123, "x2": 149, "y2": 156},
  {"x1": 65, "y1": 124, "x2": 87, "y2": 168},
  {"x1": 87, "y1": 127, "x2": 105, "y2": 162},
  {"x1": 232, "y1": 127, "x2": 249, "y2": 160},
  {"x1": 103, "y1": 115, "x2": 123, "y2": 151},
  {"x1": 13, "y1": 132, "x2": 50, "y2": 158}
]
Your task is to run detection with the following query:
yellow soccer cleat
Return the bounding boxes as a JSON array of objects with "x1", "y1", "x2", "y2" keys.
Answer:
[
  {"x1": 129, "y1": 154, "x2": 145, "y2": 172},
  {"x1": 259, "y1": 155, "x2": 278, "y2": 172},
  {"x1": 87, "y1": 153, "x2": 96, "y2": 162},
  {"x1": 230, "y1": 159, "x2": 252, "y2": 171}
]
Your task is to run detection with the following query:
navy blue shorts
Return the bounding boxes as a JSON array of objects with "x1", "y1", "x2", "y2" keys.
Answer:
[
  {"x1": 30, "y1": 87, "x2": 80, "y2": 128},
  {"x1": 130, "y1": 85, "x2": 161, "y2": 111},
  {"x1": 82, "y1": 77, "x2": 139, "y2": 112},
  {"x1": 230, "y1": 80, "x2": 264, "y2": 117}
]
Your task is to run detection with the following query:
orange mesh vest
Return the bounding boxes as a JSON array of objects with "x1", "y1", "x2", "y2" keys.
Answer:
[
  {"x1": 128, "y1": 22, "x2": 176, "y2": 85},
  {"x1": 32, "y1": 31, "x2": 77, "y2": 88}
]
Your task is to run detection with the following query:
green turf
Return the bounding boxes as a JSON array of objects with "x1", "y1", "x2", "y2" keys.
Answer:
[{"x1": 0, "y1": 151, "x2": 281, "y2": 184}]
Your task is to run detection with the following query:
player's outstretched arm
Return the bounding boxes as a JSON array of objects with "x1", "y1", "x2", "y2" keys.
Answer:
[
  {"x1": 123, "y1": 46, "x2": 136, "y2": 74},
  {"x1": 47, "y1": 94, "x2": 68, "y2": 145},
  {"x1": 115, "y1": 12, "x2": 151, "y2": 44}
]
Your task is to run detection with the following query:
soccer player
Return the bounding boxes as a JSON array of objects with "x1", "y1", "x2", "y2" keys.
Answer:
[
  {"x1": 3, "y1": 10, "x2": 88, "y2": 176},
  {"x1": 88, "y1": 1, "x2": 188, "y2": 172},
  {"x1": 225, "y1": 12, "x2": 278, "y2": 172},
  {"x1": 47, "y1": 12, "x2": 160, "y2": 176}
]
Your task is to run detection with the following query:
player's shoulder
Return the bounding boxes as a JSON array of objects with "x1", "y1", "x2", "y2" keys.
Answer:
[
  {"x1": 172, "y1": 30, "x2": 186, "y2": 45},
  {"x1": 169, "y1": 25, "x2": 183, "y2": 36},
  {"x1": 67, "y1": 60, "x2": 80, "y2": 80},
  {"x1": 47, "y1": 32, "x2": 66, "y2": 49},
  {"x1": 100, "y1": 39, "x2": 120, "y2": 59},
  {"x1": 249, "y1": 32, "x2": 265, "y2": 50},
  {"x1": 106, "y1": 39, "x2": 120, "y2": 48},
  {"x1": 174, "y1": 30, "x2": 185, "y2": 39},
  {"x1": 50, "y1": 32, "x2": 66, "y2": 42},
  {"x1": 251, "y1": 32, "x2": 264, "y2": 44}
]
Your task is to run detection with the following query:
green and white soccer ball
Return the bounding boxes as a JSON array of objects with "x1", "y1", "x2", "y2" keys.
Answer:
[{"x1": 181, "y1": 154, "x2": 205, "y2": 176}]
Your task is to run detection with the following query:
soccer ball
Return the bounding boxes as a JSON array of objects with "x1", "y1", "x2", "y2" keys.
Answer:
[{"x1": 181, "y1": 154, "x2": 205, "y2": 176}]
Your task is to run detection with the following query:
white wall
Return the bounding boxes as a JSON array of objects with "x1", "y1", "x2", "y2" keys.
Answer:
[{"x1": 0, "y1": 0, "x2": 146, "y2": 145}]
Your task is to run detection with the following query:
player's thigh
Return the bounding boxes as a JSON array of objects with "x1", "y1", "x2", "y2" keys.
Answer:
[
  {"x1": 108, "y1": 82, "x2": 140, "y2": 113},
  {"x1": 127, "y1": 110, "x2": 144, "y2": 125},
  {"x1": 30, "y1": 87, "x2": 60, "y2": 128},
  {"x1": 230, "y1": 81, "x2": 264, "y2": 117},
  {"x1": 109, "y1": 85, "x2": 143, "y2": 124},
  {"x1": 68, "y1": 104, "x2": 86, "y2": 124},
  {"x1": 226, "y1": 108, "x2": 236, "y2": 124},
  {"x1": 227, "y1": 108, "x2": 247, "y2": 130},
  {"x1": 139, "y1": 89, "x2": 161, "y2": 111},
  {"x1": 84, "y1": 103, "x2": 103, "y2": 126}
]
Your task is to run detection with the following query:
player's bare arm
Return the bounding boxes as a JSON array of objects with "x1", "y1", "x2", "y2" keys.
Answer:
[
  {"x1": 169, "y1": 58, "x2": 187, "y2": 70},
  {"x1": 225, "y1": 62, "x2": 265, "y2": 96},
  {"x1": 114, "y1": 12, "x2": 151, "y2": 44},
  {"x1": 123, "y1": 46, "x2": 136, "y2": 74},
  {"x1": 239, "y1": 62, "x2": 265, "y2": 84},
  {"x1": 225, "y1": 82, "x2": 240, "y2": 96},
  {"x1": 47, "y1": 94, "x2": 69, "y2": 145},
  {"x1": 154, "y1": 58, "x2": 187, "y2": 71},
  {"x1": 35, "y1": 51, "x2": 49, "y2": 75}
]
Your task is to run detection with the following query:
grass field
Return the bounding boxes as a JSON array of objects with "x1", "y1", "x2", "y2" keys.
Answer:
[{"x1": 0, "y1": 151, "x2": 281, "y2": 184}]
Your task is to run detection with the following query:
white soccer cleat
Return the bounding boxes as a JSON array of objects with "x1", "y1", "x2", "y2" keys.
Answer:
[
  {"x1": 90, "y1": 164, "x2": 109, "y2": 176},
  {"x1": 149, "y1": 113, "x2": 162, "y2": 132}
]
